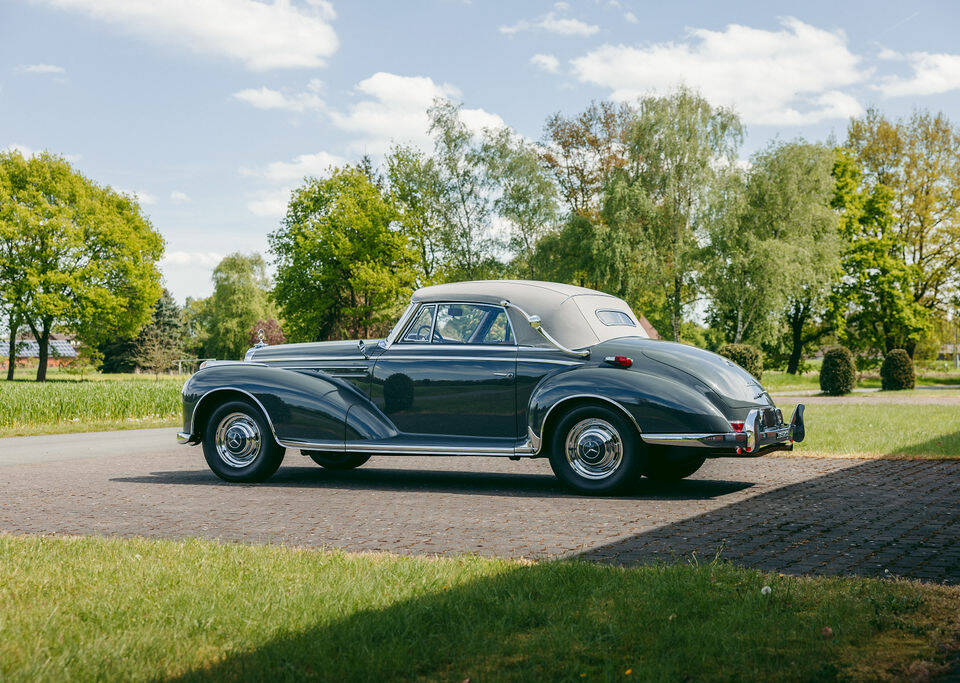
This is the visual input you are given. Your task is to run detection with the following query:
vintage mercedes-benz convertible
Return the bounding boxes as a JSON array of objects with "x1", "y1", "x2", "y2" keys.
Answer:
[{"x1": 177, "y1": 280, "x2": 805, "y2": 494}]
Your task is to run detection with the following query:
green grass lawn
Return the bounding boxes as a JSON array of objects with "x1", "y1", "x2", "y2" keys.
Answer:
[
  {"x1": 778, "y1": 402, "x2": 960, "y2": 458},
  {"x1": 1, "y1": 535, "x2": 957, "y2": 681},
  {"x1": 0, "y1": 376, "x2": 183, "y2": 438}
]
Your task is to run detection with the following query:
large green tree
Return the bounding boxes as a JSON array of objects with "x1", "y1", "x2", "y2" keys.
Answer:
[
  {"x1": 0, "y1": 150, "x2": 164, "y2": 380},
  {"x1": 100, "y1": 289, "x2": 183, "y2": 373},
  {"x1": 706, "y1": 142, "x2": 840, "y2": 371},
  {"x1": 847, "y1": 108, "x2": 960, "y2": 330},
  {"x1": 385, "y1": 145, "x2": 446, "y2": 284},
  {"x1": 829, "y1": 151, "x2": 929, "y2": 359},
  {"x1": 271, "y1": 167, "x2": 415, "y2": 342},
  {"x1": 604, "y1": 88, "x2": 743, "y2": 341},
  {"x1": 199, "y1": 253, "x2": 275, "y2": 360}
]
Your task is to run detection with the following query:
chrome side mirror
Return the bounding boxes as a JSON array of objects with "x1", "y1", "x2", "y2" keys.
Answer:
[{"x1": 357, "y1": 339, "x2": 366, "y2": 357}]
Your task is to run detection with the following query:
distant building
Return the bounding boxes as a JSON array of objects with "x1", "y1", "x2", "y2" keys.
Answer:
[{"x1": 0, "y1": 334, "x2": 78, "y2": 369}]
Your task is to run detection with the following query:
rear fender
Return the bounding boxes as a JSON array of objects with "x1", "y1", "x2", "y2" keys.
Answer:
[
  {"x1": 182, "y1": 363, "x2": 397, "y2": 447},
  {"x1": 527, "y1": 367, "x2": 730, "y2": 452}
]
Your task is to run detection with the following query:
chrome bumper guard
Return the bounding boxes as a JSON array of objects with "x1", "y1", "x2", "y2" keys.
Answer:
[
  {"x1": 642, "y1": 404, "x2": 805, "y2": 456},
  {"x1": 176, "y1": 431, "x2": 192, "y2": 444}
]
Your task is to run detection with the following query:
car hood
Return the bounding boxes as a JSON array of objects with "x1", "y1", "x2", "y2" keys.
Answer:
[
  {"x1": 594, "y1": 337, "x2": 772, "y2": 409},
  {"x1": 246, "y1": 339, "x2": 371, "y2": 362}
]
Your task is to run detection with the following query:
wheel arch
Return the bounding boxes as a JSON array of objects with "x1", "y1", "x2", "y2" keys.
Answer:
[
  {"x1": 534, "y1": 394, "x2": 642, "y2": 456},
  {"x1": 191, "y1": 387, "x2": 279, "y2": 445}
]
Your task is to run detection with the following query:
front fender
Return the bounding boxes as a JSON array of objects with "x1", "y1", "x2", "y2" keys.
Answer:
[
  {"x1": 182, "y1": 363, "x2": 397, "y2": 446},
  {"x1": 527, "y1": 367, "x2": 731, "y2": 448}
]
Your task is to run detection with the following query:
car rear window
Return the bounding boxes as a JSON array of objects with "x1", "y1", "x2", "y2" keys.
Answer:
[{"x1": 596, "y1": 309, "x2": 635, "y2": 327}]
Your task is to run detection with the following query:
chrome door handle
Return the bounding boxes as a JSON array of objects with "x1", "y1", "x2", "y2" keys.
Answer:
[{"x1": 493, "y1": 371, "x2": 514, "y2": 378}]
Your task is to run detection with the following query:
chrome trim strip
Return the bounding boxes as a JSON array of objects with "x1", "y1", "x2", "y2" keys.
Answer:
[
  {"x1": 291, "y1": 440, "x2": 532, "y2": 457},
  {"x1": 530, "y1": 394, "x2": 642, "y2": 454},
  {"x1": 256, "y1": 355, "x2": 368, "y2": 363},
  {"x1": 378, "y1": 355, "x2": 518, "y2": 363},
  {"x1": 500, "y1": 299, "x2": 590, "y2": 358},
  {"x1": 641, "y1": 433, "x2": 732, "y2": 448}
]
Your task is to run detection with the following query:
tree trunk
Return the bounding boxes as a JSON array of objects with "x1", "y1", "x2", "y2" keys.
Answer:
[
  {"x1": 671, "y1": 274, "x2": 682, "y2": 342},
  {"x1": 6, "y1": 310, "x2": 18, "y2": 381},
  {"x1": 35, "y1": 322, "x2": 50, "y2": 382}
]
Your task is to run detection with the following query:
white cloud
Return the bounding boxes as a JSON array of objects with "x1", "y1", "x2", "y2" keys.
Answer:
[
  {"x1": 877, "y1": 51, "x2": 960, "y2": 97},
  {"x1": 118, "y1": 188, "x2": 157, "y2": 205},
  {"x1": 624, "y1": 11, "x2": 638, "y2": 24},
  {"x1": 17, "y1": 63, "x2": 66, "y2": 74},
  {"x1": 170, "y1": 190, "x2": 190, "y2": 203},
  {"x1": 35, "y1": 0, "x2": 338, "y2": 70},
  {"x1": 571, "y1": 17, "x2": 866, "y2": 126},
  {"x1": 328, "y1": 72, "x2": 505, "y2": 154},
  {"x1": 4, "y1": 143, "x2": 81, "y2": 163},
  {"x1": 232, "y1": 86, "x2": 325, "y2": 112},
  {"x1": 553, "y1": 1, "x2": 570, "y2": 10},
  {"x1": 530, "y1": 53, "x2": 560, "y2": 73},
  {"x1": 159, "y1": 251, "x2": 223, "y2": 268},
  {"x1": 247, "y1": 186, "x2": 296, "y2": 218},
  {"x1": 500, "y1": 12, "x2": 599, "y2": 37},
  {"x1": 241, "y1": 151, "x2": 345, "y2": 183}
]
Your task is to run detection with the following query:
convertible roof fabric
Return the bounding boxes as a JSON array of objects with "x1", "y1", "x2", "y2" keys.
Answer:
[{"x1": 411, "y1": 280, "x2": 648, "y2": 349}]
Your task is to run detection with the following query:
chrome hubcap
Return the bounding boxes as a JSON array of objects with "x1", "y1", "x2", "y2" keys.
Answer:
[
  {"x1": 565, "y1": 418, "x2": 623, "y2": 480},
  {"x1": 215, "y1": 412, "x2": 261, "y2": 468}
]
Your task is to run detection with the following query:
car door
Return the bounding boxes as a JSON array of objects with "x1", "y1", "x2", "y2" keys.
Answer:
[{"x1": 370, "y1": 302, "x2": 518, "y2": 438}]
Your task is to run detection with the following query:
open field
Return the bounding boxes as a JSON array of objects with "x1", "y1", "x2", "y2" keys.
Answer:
[
  {"x1": 0, "y1": 378, "x2": 183, "y2": 438},
  {"x1": 1, "y1": 534, "x2": 957, "y2": 681}
]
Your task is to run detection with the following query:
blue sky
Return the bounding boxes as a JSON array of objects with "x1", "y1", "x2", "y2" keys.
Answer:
[{"x1": 3, "y1": 0, "x2": 960, "y2": 302}]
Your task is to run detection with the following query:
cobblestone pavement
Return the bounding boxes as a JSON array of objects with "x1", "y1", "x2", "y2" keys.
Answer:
[{"x1": 1, "y1": 428, "x2": 958, "y2": 583}]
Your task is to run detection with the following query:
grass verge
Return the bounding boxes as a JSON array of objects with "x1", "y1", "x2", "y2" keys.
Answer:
[
  {"x1": 780, "y1": 402, "x2": 960, "y2": 458},
  {"x1": 0, "y1": 378, "x2": 183, "y2": 438},
  {"x1": 1, "y1": 535, "x2": 958, "y2": 681}
]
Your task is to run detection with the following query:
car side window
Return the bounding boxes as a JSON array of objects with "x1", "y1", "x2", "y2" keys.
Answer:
[
  {"x1": 400, "y1": 305, "x2": 436, "y2": 343},
  {"x1": 596, "y1": 309, "x2": 635, "y2": 327},
  {"x1": 434, "y1": 304, "x2": 514, "y2": 345}
]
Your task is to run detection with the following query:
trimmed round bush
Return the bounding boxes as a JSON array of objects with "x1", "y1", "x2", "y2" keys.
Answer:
[
  {"x1": 719, "y1": 343, "x2": 763, "y2": 380},
  {"x1": 880, "y1": 348, "x2": 915, "y2": 390},
  {"x1": 819, "y1": 346, "x2": 856, "y2": 396}
]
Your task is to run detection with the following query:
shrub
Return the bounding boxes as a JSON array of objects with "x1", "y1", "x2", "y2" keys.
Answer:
[
  {"x1": 719, "y1": 343, "x2": 763, "y2": 380},
  {"x1": 819, "y1": 346, "x2": 856, "y2": 395},
  {"x1": 880, "y1": 349, "x2": 915, "y2": 390}
]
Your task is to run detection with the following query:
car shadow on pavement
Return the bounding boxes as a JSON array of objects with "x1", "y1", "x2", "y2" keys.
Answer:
[
  {"x1": 111, "y1": 464, "x2": 755, "y2": 501},
  {"x1": 577, "y1": 458, "x2": 960, "y2": 584}
]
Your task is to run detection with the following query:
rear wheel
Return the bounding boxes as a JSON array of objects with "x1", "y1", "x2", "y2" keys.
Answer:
[
  {"x1": 644, "y1": 449, "x2": 706, "y2": 482},
  {"x1": 548, "y1": 405, "x2": 645, "y2": 495},
  {"x1": 202, "y1": 400, "x2": 285, "y2": 482},
  {"x1": 304, "y1": 451, "x2": 370, "y2": 470}
]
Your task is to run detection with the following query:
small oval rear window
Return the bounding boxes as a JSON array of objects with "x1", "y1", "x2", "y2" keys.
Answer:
[{"x1": 596, "y1": 309, "x2": 635, "y2": 326}]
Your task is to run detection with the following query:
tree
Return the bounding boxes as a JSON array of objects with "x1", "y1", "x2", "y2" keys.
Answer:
[
  {"x1": 426, "y1": 100, "x2": 500, "y2": 280},
  {"x1": 0, "y1": 150, "x2": 164, "y2": 381},
  {"x1": 705, "y1": 142, "x2": 840, "y2": 372},
  {"x1": 605, "y1": 88, "x2": 743, "y2": 341},
  {"x1": 829, "y1": 150, "x2": 929, "y2": 359},
  {"x1": 202, "y1": 253, "x2": 275, "y2": 359},
  {"x1": 100, "y1": 289, "x2": 183, "y2": 373},
  {"x1": 135, "y1": 325, "x2": 183, "y2": 380},
  {"x1": 481, "y1": 128, "x2": 558, "y2": 277},
  {"x1": 271, "y1": 167, "x2": 416, "y2": 342},
  {"x1": 540, "y1": 100, "x2": 633, "y2": 218},
  {"x1": 847, "y1": 108, "x2": 960, "y2": 333},
  {"x1": 385, "y1": 145, "x2": 446, "y2": 284}
]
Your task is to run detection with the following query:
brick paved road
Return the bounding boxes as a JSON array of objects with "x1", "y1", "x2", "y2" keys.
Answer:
[{"x1": 1, "y1": 428, "x2": 958, "y2": 583}]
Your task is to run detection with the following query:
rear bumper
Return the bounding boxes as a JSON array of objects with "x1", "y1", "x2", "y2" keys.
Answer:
[{"x1": 641, "y1": 404, "x2": 805, "y2": 456}]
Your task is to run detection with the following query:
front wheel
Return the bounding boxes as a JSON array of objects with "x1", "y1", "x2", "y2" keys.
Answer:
[
  {"x1": 305, "y1": 451, "x2": 370, "y2": 470},
  {"x1": 202, "y1": 400, "x2": 285, "y2": 482},
  {"x1": 548, "y1": 405, "x2": 645, "y2": 495}
]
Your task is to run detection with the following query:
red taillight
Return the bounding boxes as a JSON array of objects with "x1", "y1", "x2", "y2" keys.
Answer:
[
  {"x1": 730, "y1": 421, "x2": 745, "y2": 432},
  {"x1": 604, "y1": 355, "x2": 633, "y2": 368}
]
